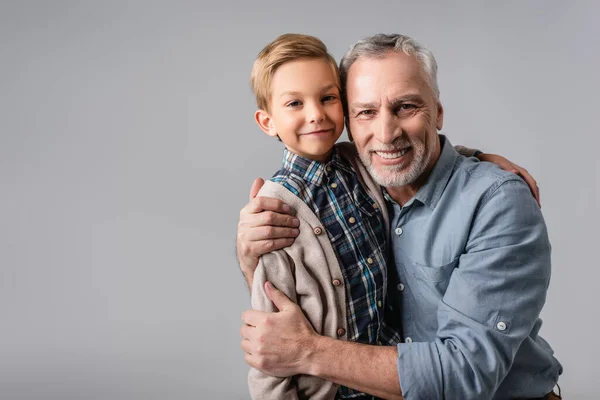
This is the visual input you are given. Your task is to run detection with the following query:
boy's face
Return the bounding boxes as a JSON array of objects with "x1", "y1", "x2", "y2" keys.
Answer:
[{"x1": 255, "y1": 58, "x2": 344, "y2": 161}]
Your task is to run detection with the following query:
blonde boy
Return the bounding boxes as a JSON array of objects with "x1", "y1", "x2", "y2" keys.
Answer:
[{"x1": 247, "y1": 33, "x2": 399, "y2": 399}]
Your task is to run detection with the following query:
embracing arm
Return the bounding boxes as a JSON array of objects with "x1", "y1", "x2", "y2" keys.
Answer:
[
  {"x1": 237, "y1": 178, "x2": 300, "y2": 289},
  {"x1": 248, "y1": 251, "x2": 300, "y2": 400},
  {"x1": 455, "y1": 145, "x2": 540, "y2": 207},
  {"x1": 243, "y1": 282, "x2": 404, "y2": 400},
  {"x1": 308, "y1": 336, "x2": 403, "y2": 400},
  {"x1": 395, "y1": 178, "x2": 551, "y2": 399}
]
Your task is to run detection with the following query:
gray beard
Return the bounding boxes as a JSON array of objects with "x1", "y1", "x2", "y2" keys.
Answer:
[{"x1": 358, "y1": 138, "x2": 432, "y2": 188}]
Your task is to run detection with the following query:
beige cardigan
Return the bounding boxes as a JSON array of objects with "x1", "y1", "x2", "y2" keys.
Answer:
[{"x1": 248, "y1": 142, "x2": 391, "y2": 400}]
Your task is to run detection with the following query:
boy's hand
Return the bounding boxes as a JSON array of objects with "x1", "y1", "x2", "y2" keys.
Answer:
[
  {"x1": 477, "y1": 153, "x2": 541, "y2": 208},
  {"x1": 237, "y1": 178, "x2": 300, "y2": 283}
]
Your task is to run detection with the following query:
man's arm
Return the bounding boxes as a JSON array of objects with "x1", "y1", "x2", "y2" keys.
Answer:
[
  {"x1": 237, "y1": 178, "x2": 300, "y2": 288},
  {"x1": 395, "y1": 177, "x2": 551, "y2": 399},
  {"x1": 241, "y1": 282, "x2": 404, "y2": 400}
]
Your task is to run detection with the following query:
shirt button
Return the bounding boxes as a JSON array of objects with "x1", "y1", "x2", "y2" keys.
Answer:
[
  {"x1": 405, "y1": 337, "x2": 413, "y2": 343},
  {"x1": 348, "y1": 217, "x2": 356, "y2": 224},
  {"x1": 367, "y1": 257, "x2": 374, "y2": 265},
  {"x1": 326, "y1": 165, "x2": 332, "y2": 172},
  {"x1": 372, "y1": 202, "x2": 379, "y2": 209},
  {"x1": 332, "y1": 279, "x2": 342, "y2": 287},
  {"x1": 337, "y1": 328, "x2": 346, "y2": 337},
  {"x1": 497, "y1": 321, "x2": 507, "y2": 331},
  {"x1": 377, "y1": 300, "x2": 382, "y2": 308},
  {"x1": 397, "y1": 283, "x2": 405, "y2": 291},
  {"x1": 313, "y1": 227, "x2": 323, "y2": 235},
  {"x1": 395, "y1": 227, "x2": 403, "y2": 235},
  {"x1": 331, "y1": 183, "x2": 338, "y2": 189}
]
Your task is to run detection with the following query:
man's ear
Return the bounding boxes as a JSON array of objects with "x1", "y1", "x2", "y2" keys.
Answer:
[
  {"x1": 254, "y1": 109, "x2": 278, "y2": 138},
  {"x1": 435, "y1": 100, "x2": 444, "y2": 131}
]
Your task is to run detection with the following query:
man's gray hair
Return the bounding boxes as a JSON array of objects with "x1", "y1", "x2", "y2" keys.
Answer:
[{"x1": 340, "y1": 33, "x2": 440, "y2": 99}]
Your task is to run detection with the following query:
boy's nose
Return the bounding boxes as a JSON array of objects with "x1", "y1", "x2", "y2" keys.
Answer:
[{"x1": 308, "y1": 104, "x2": 325, "y2": 123}]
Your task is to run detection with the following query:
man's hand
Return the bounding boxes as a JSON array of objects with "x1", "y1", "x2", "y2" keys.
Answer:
[
  {"x1": 478, "y1": 153, "x2": 541, "y2": 207},
  {"x1": 241, "y1": 281, "x2": 318, "y2": 377},
  {"x1": 237, "y1": 178, "x2": 300, "y2": 286}
]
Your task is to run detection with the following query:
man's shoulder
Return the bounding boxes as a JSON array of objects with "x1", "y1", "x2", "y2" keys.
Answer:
[{"x1": 453, "y1": 156, "x2": 528, "y2": 196}]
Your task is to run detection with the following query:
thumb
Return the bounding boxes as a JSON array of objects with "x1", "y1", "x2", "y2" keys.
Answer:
[
  {"x1": 265, "y1": 281, "x2": 293, "y2": 311},
  {"x1": 249, "y1": 178, "x2": 265, "y2": 201}
]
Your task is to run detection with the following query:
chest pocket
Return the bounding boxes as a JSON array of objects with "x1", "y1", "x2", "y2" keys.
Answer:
[{"x1": 411, "y1": 257, "x2": 459, "y2": 298}]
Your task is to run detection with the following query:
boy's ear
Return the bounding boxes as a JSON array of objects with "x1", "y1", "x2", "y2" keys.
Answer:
[{"x1": 254, "y1": 109, "x2": 278, "y2": 138}]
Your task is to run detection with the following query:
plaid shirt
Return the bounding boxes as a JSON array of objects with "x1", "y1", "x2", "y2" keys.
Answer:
[{"x1": 271, "y1": 146, "x2": 402, "y2": 399}]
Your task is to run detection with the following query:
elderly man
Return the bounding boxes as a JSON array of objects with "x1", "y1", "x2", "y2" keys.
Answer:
[{"x1": 238, "y1": 34, "x2": 562, "y2": 399}]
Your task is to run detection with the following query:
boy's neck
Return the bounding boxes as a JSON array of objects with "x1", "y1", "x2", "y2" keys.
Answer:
[{"x1": 286, "y1": 146, "x2": 334, "y2": 163}]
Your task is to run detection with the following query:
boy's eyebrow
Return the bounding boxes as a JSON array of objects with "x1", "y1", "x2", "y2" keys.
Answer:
[
  {"x1": 279, "y1": 84, "x2": 339, "y2": 98},
  {"x1": 320, "y1": 83, "x2": 338, "y2": 93}
]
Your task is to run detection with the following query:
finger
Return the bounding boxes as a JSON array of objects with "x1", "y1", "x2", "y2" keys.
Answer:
[
  {"x1": 517, "y1": 170, "x2": 541, "y2": 208},
  {"x1": 254, "y1": 211, "x2": 300, "y2": 229},
  {"x1": 249, "y1": 238, "x2": 296, "y2": 255},
  {"x1": 242, "y1": 309, "x2": 269, "y2": 327},
  {"x1": 247, "y1": 196, "x2": 295, "y2": 215},
  {"x1": 265, "y1": 281, "x2": 294, "y2": 312},
  {"x1": 241, "y1": 338, "x2": 252, "y2": 354},
  {"x1": 240, "y1": 324, "x2": 255, "y2": 341},
  {"x1": 245, "y1": 226, "x2": 300, "y2": 241},
  {"x1": 244, "y1": 352, "x2": 258, "y2": 369},
  {"x1": 249, "y1": 178, "x2": 265, "y2": 201}
]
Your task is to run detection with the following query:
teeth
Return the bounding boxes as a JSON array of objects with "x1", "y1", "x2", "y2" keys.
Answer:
[{"x1": 375, "y1": 148, "x2": 409, "y2": 159}]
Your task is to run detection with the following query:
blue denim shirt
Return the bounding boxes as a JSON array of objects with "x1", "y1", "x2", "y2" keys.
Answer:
[{"x1": 386, "y1": 136, "x2": 562, "y2": 400}]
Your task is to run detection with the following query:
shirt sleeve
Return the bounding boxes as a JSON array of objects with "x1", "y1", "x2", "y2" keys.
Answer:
[
  {"x1": 248, "y1": 250, "x2": 300, "y2": 400},
  {"x1": 453, "y1": 145, "x2": 481, "y2": 158},
  {"x1": 396, "y1": 178, "x2": 552, "y2": 399}
]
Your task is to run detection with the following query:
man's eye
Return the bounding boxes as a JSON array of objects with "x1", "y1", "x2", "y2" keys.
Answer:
[
  {"x1": 358, "y1": 110, "x2": 374, "y2": 116},
  {"x1": 399, "y1": 104, "x2": 416, "y2": 110},
  {"x1": 286, "y1": 100, "x2": 302, "y2": 107}
]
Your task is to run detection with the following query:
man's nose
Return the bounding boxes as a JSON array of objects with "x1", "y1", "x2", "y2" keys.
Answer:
[{"x1": 374, "y1": 112, "x2": 400, "y2": 144}]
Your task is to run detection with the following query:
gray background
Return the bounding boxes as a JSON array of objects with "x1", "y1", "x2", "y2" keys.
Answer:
[{"x1": 1, "y1": 0, "x2": 598, "y2": 399}]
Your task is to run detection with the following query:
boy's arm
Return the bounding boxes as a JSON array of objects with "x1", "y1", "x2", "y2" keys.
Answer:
[
  {"x1": 454, "y1": 145, "x2": 540, "y2": 207},
  {"x1": 248, "y1": 250, "x2": 300, "y2": 400}
]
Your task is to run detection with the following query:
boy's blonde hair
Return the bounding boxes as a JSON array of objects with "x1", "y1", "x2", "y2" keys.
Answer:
[{"x1": 251, "y1": 33, "x2": 340, "y2": 111}]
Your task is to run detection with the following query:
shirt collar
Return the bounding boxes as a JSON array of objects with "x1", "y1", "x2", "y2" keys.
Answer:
[
  {"x1": 383, "y1": 135, "x2": 459, "y2": 210},
  {"x1": 280, "y1": 146, "x2": 352, "y2": 186},
  {"x1": 414, "y1": 134, "x2": 459, "y2": 210}
]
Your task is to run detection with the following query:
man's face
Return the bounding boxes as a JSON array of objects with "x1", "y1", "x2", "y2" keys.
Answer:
[
  {"x1": 258, "y1": 58, "x2": 344, "y2": 162},
  {"x1": 346, "y1": 51, "x2": 444, "y2": 187}
]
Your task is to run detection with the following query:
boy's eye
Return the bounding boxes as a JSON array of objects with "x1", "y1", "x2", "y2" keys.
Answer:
[
  {"x1": 286, "y1": 100, "x2": 302, "y2": 107},
  {"x1": 322, "y1": 95, "x2": 337, "y2": 102}
]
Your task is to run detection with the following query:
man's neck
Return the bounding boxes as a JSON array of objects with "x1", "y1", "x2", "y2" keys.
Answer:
[{"x1": 385, "y1": 136, "x2": 442, "y2": 207}]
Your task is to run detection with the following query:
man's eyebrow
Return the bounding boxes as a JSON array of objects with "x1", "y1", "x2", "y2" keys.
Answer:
[
  {"x1": 349, "y1": 101, "x2": 379, "y2": 112},
  {"x1": 389, "y1": 94, "x2": 425, "y2": 107}
]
